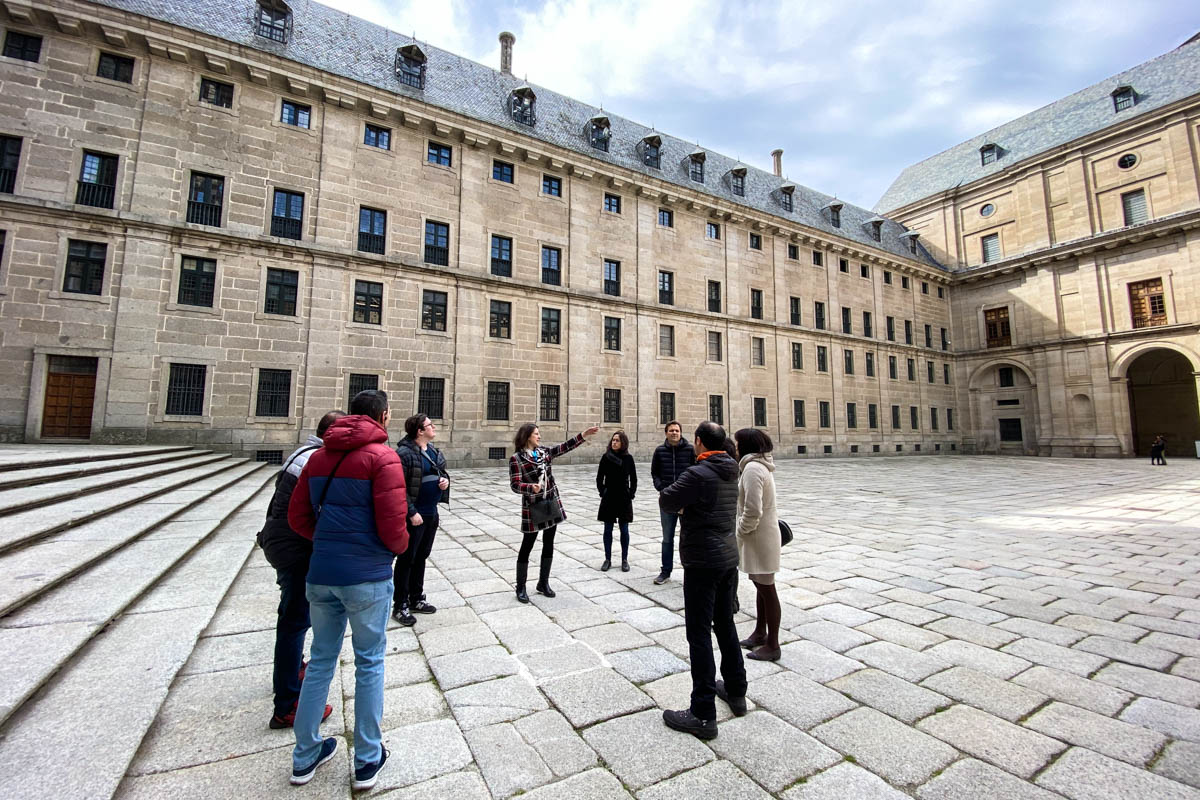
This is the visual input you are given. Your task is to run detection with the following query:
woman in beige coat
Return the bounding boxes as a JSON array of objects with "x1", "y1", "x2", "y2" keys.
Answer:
[{"x1": 734, "y1": 428, "x2": 781, "y2": 661}]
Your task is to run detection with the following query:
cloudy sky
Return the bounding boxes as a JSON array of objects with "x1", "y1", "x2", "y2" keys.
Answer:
[{"x1": 321, "y1": 0, "x2": 1199, "y2": 210}]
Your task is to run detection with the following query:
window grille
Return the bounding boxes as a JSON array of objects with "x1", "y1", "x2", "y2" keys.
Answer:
[
  {"x1": 708, "y1": 280, "x2": 721, "y2": 312},
  {"x1": 603, "y1": 388, "x2": 621, "y2": 423},
  {"x1": 659, "y1": 325, "x2": 675, "y2": 357},
  {"x1": 486, "y1": 382, "x2": 509, "y2": 421},
  {"x1": 76, "y1": 151, "x2": 117, "y2": 209},
  {"x1": 348, "y1": 374, "x2": 379, "y2": 408},
  {"x1": 187, "y1": 172, "x2": 224, "y2": 226},
  {"x1": 659, "y1": 393, "x2": 675, "y2": 425},
  {"x1": 256, "y1": 450, "x2": 284, "y2": 465},
  {"x1": 793, "y1": 400, "x2": 805, "y2": 428},
  {"x1": 255, "y1": 369, "x2": 291, "y2": 417},
  {"x1": 539, "y1": 384, "x2": 560, "y2": 421},
  {"x1": 488, "y1": 447, "x2": 506, "y2": 460},
  {"x1": 709, "y1": 395, "x2": 724, "y2": 425},
  {"x1": 417, "y1": 377, "x2": 444, "y2": 418},
  {"x1": 166, "y1": 363, "x2": 206, "y2": 416},
  {"x1": 707, "y1": 331, "x2": 723, "y2": 362},
  {"x1": 753, "y1": 398, "x2": 767, "y2": 427}
]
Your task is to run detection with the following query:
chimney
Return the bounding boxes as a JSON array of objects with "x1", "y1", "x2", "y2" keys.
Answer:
[
  {"x1": 771, "y1": 148, "x2": 783, "y2": 177},
  {"x1": 499, "y1": 31, "x2": 515, "y2": 75}
]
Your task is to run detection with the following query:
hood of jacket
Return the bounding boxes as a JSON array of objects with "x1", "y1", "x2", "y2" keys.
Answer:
[
  {"x1": 739, "y1": 452, "x2": 775, "y2": 473},
  {"x1": 699, "y1": 451, "x2": 738, "y2": 481},
  {"x1": 321, "y1": 415, "x2": 389, "y2": 452}
]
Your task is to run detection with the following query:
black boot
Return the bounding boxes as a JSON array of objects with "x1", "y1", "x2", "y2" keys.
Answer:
[
  {"x1": 535, "y1": 555, "x2": 556, "y2": 598},
  {"x1": 515, "y1": 560, "x2": 529, "y2": 604}
]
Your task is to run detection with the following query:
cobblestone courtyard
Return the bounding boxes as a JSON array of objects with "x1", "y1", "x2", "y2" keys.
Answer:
[{"x1": 117, "y1": 455, "x2": 1200, "y2": 799}]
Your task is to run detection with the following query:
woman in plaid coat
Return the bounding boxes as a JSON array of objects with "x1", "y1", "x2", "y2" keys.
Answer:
[{"x1": 510, "y1": 422, "x2": 600, "y2": 603}]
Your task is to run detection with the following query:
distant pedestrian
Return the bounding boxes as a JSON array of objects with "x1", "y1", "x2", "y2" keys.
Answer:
[
  {"x1": 392, "y1": 413, "x2": 450, "y2": 626},
  {"x1": 509, "y1": 423, "x2": 601, "y2": 603},
  {"x1": 1150, "y1": 434, "x2": 1167, "y2": 465},
  {"x1": 257, "y1": 410, "x2": 344, "y2": 730},
  {"x1": 733, "y1": 428, "x2": 781, "y2": 662},
  {"x1": 286, "y1": 389, "x2": 408, "y2": 790},
  {"x1": 596, "y1": 430, "x2": 637, "y2": 572},
  {"x1": 650, "y1": 420, "x2": 695, "y2": 584}
]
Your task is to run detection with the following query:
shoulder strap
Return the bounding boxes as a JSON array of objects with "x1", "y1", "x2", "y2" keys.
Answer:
[
  {"x1": 282, "y1": 444, "x2": 320, "y2": 474},
  {"x1": 315, "y1": 450, "x2": 353, "y2": 520}
]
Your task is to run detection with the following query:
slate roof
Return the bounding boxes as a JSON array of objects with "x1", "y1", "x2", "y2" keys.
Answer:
[
  {"x1": 875, "y1": 34, "x2": 1200, "y2": 214},
  {"x1": 86, "y1": 0, "x2": 940, "y2": 268}
]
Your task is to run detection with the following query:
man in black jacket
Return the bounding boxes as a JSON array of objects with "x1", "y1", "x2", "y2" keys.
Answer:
[
  {"x1": 650, "y1": 420, "x2": 695, "y2": 585},
  {"x1": 258, "y1": 410, "x2": 344, "y2": 729},
  {"x1": 658, "y1": 421, "x2": 746, "y2": 739}
]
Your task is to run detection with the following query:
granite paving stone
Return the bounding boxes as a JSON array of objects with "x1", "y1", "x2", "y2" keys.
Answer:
[
  {"x1": 1024, "y1": 701, "x2": 1166, "y2": 765},
  {"x1": 793, "y1": 619, "x2": 876, "y2": 652},
  {"x1": 640, "y1": 672, "x2": 744, "y2": 723},
  {"x1": 541, "y1": 668, "x2": 653, "y2": 727},
  {"x1": 745, "y1": 670, "x2": 858, "y2": 729},
  {"x1": 444, "y1": 675, "x2": 550, "y2": 730},
  {"x1": 916, "y1": 704, "x2": 1066, "y2": 779},
  {"x1": 1036, "y1": 746, "x2": 1200, "y2": 800},
  {"x1": 1174, "y1": 657, "x2": 1200, "y2": 681},
  {"x1": 1154, "y1": 741, "x2": 1200, "y2": 790},
  {"x1": 1094, "y1": 662, "x2": 1200, "y2": 706},
  {"x1": 1056, "y1": 614, "x2": 1148, "y2": 641},
  {"x1": 637, "y1": 760, "x2": 773, "y2": 800},
  {"x1": 580, "y1": 709, "x2": 713, "y2": 790},
  {"x1": 999, "y1": 637, "x2": 1110, "y2": 676},
  {"x1": 914, "y1": 758, "x2": 1066, "y2": 800},
  {"x1": 1075, "y1": 635, "x2": 1178, "y2": 670},
  {"x1": 855, "y1": 617, "x2": 948, "y2": 650},
  {"x1": 993, "y1": 617, "x2": 1087, "y2": 646},
  {"x1": 845, "y1": 641, "x2": 950, "y2": 681},
  {"x1": 924, "y1": 616, "x2": 1021, "y2": 648},
  {"x1": 1119, "y1": 697, "x2": 1200, "y2": 742},
  {"x1": 573, "y1": 621, "x2": 654, "y2": 653},
  {"x1": 812, "y1": 707, "x2": 958, "y2": 786},
  {"x1": 512, "y1": 709, "x2": 598, "y2": 778},
  {"x1": 607, "y1": 645, "x2": 690, "y2": 684},
  {"x1": 921, "y1": 665, "x2": 1048, "y2": 721},
  {"x1": 428, "y1": 645, "x2": 520, "y2": 690},
  {"x1": 828, "y1": 668, "x2": 949, "y2": 723},
  {"x1": 464, "y1": 722, "x2": 554, "y2": 798},
  {"x1": 777, "y1": 640, "x2": 865, "y2": 682},
  {"x1": 781, "y1": 762, "x2": 911, "y2": 800},
  {"x1": 924, "y1": 640, "x2": 1033, "y2": 679},
  {"x1": 495, "y1": 623, "x2": 574, "y2": 654},
  {"x1": 372, "y1": 719, "x2": 475, "y2": 792},
  {"x1": 617, "y1": 606, "x2": 685, "y2": 633},
  {"x1": 1011, "y1": 665, "x2": 1134, "y2": 716},
  {"x1": 419, "y1": 623, "x2": 499, "y2": 659},
  {"x1": 367, "y1": 770, "x2": 492, "y2": 800},
  {"x1": 708, "y1": 710, "x2": 842, "y2": 791},
  {"x1": 514, "y1": 768, "x2": 634, "y2": 800},
  {"x1": 869, "y1": 601, "x2": 946, "y2": 626},
  {"x1": 517, "y1": 642, "x2": 604, "y2": 680},
  {"x1": 1143, "y1": 632, "x2": 1200, "y2": 658}
]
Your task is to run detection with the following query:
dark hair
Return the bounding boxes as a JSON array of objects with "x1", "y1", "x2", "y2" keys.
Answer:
[
  {"x1": 694, "y1": 420, "x2": 726, "y2": 451},
  {"x1": 513, "y1": 422, "x2": 539, "y2": 451},
  {"x1": 608, "y1": 430, "x2": 629, "y2": 452},
  {"x1": 349, "y1": 389, "x2": 389, "y2": 422},
  {"x1": 734, "y1": 427, "x2": 773, "y2": 457},
  {"x1": 663, "y1": 420, "x2": 681, "y2": 433},
  {"x1": 316, "y1": 410, "x2": 346, "y2": 438},
  {"x1": 404, "y1": 413, "x2": 429, "y2": 439},
  {"x1": 723, "y1": 437, "x2": 737, "y2": 458}
]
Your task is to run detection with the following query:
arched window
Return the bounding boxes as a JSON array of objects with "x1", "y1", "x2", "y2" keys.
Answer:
[
  {"x1": 255, "y1": 1, "x2": 292, "y2": 44},
  {"x1": 587, "y1": 115, "x2": 610, "y2": 152},
  {"x1": 640, "y1": 134, "x2": 661, "y2": 169},
  {"x1": 395, "y1": 44, "x2": 426, "y2": 89},
  {"x1": 510, "y1": 86, "x2": 536, "y2": 126}
]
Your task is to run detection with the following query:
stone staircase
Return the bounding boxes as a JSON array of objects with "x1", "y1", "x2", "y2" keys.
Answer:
[{"x1": 0, "y1": 444, "x2": 277, "y2": 800}]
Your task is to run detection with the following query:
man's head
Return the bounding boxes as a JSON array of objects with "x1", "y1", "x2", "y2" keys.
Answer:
[
  {"x1": 664, "y1": 420, "x2": 682, "y2": 444},
  {"x1": 350, "y1": 389, "x2": 390, "y2": 425},
  {"x1": 694, "y1": 420, "x2": 726, "y2": 452},
  {"x1": 405, "y1": 413, "x2": 436, "y2": 441},
  {"x1": 316, "y1": 410, "x2": 346, "y2": 439}
]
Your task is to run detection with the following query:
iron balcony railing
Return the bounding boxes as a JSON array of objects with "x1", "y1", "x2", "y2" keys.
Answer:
[
  {"x1": 75, "y1": 181, "x2": 115, "y2": 209},
  {"x1": 271, "y1": 216, "x2": 302, "y2": 240},
  {"x1": 186, "y1": 200, "x2": 222, "y2": 226}
]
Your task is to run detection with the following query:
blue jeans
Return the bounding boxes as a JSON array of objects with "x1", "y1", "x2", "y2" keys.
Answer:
[
  {"x1": 293, "y1": 578, "x2": 392, "y2": 771},
  {"x1": 602, "y1": 520, "x2": 629, "y2": 560},
  {"x1": 659, "y1": 509, "x2": 679, "y2": 575}
]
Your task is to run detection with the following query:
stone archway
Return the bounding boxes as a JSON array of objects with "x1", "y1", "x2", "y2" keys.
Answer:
[
  {"x1": 1126, "y1": 349, "x2": 1200, "y2": 457},
  {"x1": 967, "y1": 359, "x2": 1039, "y2": 454}
]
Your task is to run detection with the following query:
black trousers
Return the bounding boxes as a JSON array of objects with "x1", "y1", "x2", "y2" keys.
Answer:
[
  {"x1": 683, "y1": 565, "x2": 746, "y2": 720},
  {"x1": 272, "y1": 561, "x2": 311, "y2": 716},
  {"x1": 392, "y1": 514, "x2": 439, "y2": 607},
  {"x1": 518, "y1": 524, "x2": 556, "y2": 565}
]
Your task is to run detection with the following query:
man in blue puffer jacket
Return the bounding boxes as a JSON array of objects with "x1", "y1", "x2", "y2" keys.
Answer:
[{"x1": 287, "y1": 389, "x2": 408, "y2": 790}]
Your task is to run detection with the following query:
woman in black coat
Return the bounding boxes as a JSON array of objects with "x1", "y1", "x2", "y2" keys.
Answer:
[{"x1": 596, "y1": 430, "x2": 637, "y2": 572}]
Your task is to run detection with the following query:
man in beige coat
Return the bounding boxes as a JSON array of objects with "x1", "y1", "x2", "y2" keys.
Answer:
[{"x1": 733, "y1": 428, "x2": 781, "y2": 661}]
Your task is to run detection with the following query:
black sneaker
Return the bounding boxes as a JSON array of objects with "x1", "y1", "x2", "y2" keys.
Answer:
[
  {"x1": 352, "y1": 746, "x2": 389, "y2": 791},
  {"x1": 715, "y1": 680, "x2": 747, "y2": 716},
  {"x1": 392, "y1": 605, "x2": 416, "y2": 627},
  {"x1": 662, "y1": 708, "x2": 717, "y2": 740},
  {"x1": 653, "y1": 572, "x2": 670, "y2": 585},
  {"x1": 291, "y1": 737, "x2": 337, "y2": 785},
  {"x1": 411, "y1": 599, "x2": 437, "y2": 614}
]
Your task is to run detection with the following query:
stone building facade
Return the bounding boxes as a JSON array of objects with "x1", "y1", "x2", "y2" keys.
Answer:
[{"x1": 0, "y1": 0, "x2": 958, "y2": 464}]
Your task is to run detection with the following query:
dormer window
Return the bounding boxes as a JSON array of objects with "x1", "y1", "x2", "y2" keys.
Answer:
[
  {"x1": 394, "y1": 44, "x2": 426, "y2": 89},
  {"x1": 823, "y1": 201, "x2": 843, "y2": 228},
  {"x1": 510, "y1": 86, "x2": 536, "y2": 126},
  {"x1": 641, "y1": 135, "x2": 661, "y2": 169},
  {"x1": 779, "y1": 183, "x2": 795, "y2": 213},
  {"x1": 688, "y1": 150, "x2": 705, "y2": 183},
  {"x1": 980, "y1": 143, "x2": 999, "y2": 166},
  {"x1": 865, "y1": 217, "x2": 885, "y2": 242},
  {"x1": 587, "y1": 115, "x2": 610, "y2": 152},
  {"x1": 255, "y1": 1, "x2": 292, "y2": 44},
  {"x1": 729, "y1": 166, "x2": 747, "y2": 197},
  {"x1": 900, "y1": 230, "x2": 920, "y2": 255},
  {"x1": 1112, "y1": 85, "x2": 1135, "y2": 112}
]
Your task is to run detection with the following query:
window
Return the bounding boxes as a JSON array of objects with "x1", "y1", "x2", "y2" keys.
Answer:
[
  {"x1": 752, "y1": 337, "x2": 765, "y2": 367},
  {"x1": 981, "y1": 233, "x2": 1001, "y2": 263},
  {"x1": 998, "y1": 366, "x2": 1014, "y2": 388},
  {"x1": 815, "y1": 251, "x2": 825, "y2": 267},
  {"x1": 541, "y1": 307, "x2": 561, "y2": 344},
  {"x1": 489, "y1": 300, "x2": 512, "y2": 339},
  {"x1": 902, "y1": 276, "x2": 910, "y2": 290},
  {"x1": 841, "y1": 306, "x2": 852, "y2": 334},
  {"x1": 791, "y1": 342, "x2": 803, "y2": 370},
  {"x1": 264, "y1": 268, "x2": 298, "y2": 315},
  {"x1": 865, "y1": 351, "x2": 875, "y2": 377},
  {"x1": 790, "y1": 297, "x2": 802, "y2": 326},
  {"x1": 863, "y1": 312, "x2": 873, "y2": 338},
  {"x1": 753, "y1": 397, "x2": 767, "y2": 427},
  {"x1": 603, "y1": 259, "x2": 620, "y2": 296},
  {"x1": 829, "y1": 206, "x2": 841, "y2": 228},
  {"x1": 750, "y1": 289, "x2": 764, "y2": 320},
  {"x1": 750, "y1": 233, "x2": 762, "y2": 251},
  {"x1": 418, "y1": 377, "x2": 444, "y2": 419},
  {"x1": 869, "y1": 221, "x2": 882, "y2": 242},
  {"x1": 491, "y1": 235, "x2": 512, "y2": 277},
  {"x1": 884, "y1": 270, "x2": 892, "y2": 285},
  {"x1": 710, "y1": 395, "x2": 724, "y2": 425},
  {"x1": 358, "y1": 207, "x2": 387, "y2": 254},
  {"x1": 77, "y1": 151, "x2": 117, "y2": 209},
  {"x1": 424, "y1": 221, "x2": 450, "y2": 265},
  {"x1": 352, "y1": 280, "x2": 383, "y2": 325},
  {"x1": 707, "y1": 331, "x2": 723, "y2": 362},
  {"x1": 886, "y1": 316, "x2": 895, "y2": 342},
  {"x1": 166, "y1": 363, "x2": 206, "y2": 416},
  {"x1": 904, "y1": 319, "x2": 913, "y2": 345},
  {"x1": 255, "y1": 2, "x2": 291, "y2": 42},
  {"x1": 63, "y1": 240, "x2": 106, "y2": 296},
  {"x1": 1117, "y1": 153, "x2": 1138, "y2": 170},
  {"x1": 938, "y1": 286, "x2": 946, "y2": 299},
  {"x1": 985, "y1": 307, "x2": 1011, "y2": 348},
  {"x1": 199, "y1": 77, "x2": 234, "y2": 108},
  {"x1": 1112, "y1": 86, "x2": 1135, "y2": 112},
  {"x1": 706, "y1": 222, "x2": 720, "y2": 240},
  {"x1": 910, "y1": 406, "x2": 919, "y2": 430},
  {"x1": 891, "y1": 405, "x2": 901, "y2": 429},
  {"x1": 868, "y1": 404, "x2": 878, "y2": 429},
  {"x1": 423, "y1": 142, "x2": 452, "y2": 167},
  {"x1": 861, "y1": 265, "x2": 870, "y2": 279},
  {"x1": 487, "y1": 382, "x2": 510, "y2": 421},
  {"x1": 510, "y1": 87, "x2": 536, "y2": 125},
  {"x1": 921, "y1": 281, "x2": 929, "y2": 295},
  {"x1": 731, "y1": 172, "x2": 745, "y2": 197},
  {"x1": 658, "y1": 208, "x2": 673, "y2": 227},
  {"x1": 980, "y1": 144, "x2": 998, "y2": 166},
  {"x1": 271, "y1": 189, "x2": 303, "y2": 239},
  {"x1": 97, "y1": 52, "x2": 134, "y2": 83},
  {"x1": 186, "y1": 172, "x2": 224, "y2": 227},
  {"x1": 492, "y1": 159, "x2": 514, "y2": 183},
  {"x1": 178, "y1": 256, "x2": 216, "y2": 307},
  {"x1": 660, "y1": 393, "x2": 676, "y2": 425},
  {"x1": 488, "y1": 447, "x2": 506, "y2": 461},
  {"x1": 3, "y1": 31, "x2": 41, "y2": 62},
  {"x1": 0, "y1": 135, "x2": 20, "y2": 193},
  {"x1": 944, "y1": 364, "x2": 951, "y2": 384},
  {"x1": 787, "y1": 244, "x2": 799, "y2": 260},
  {"x1": 708, "y1": 280, "x2": 722, "y2": 312},
  {"x1": 907, "y1": 358, "x2": 916, "y2": 381},
  {"x1": 603, "y1": 388, "x2": 621, "y2": 423},
  {"x1": 793, "y1": 399, "x2": 806, "y2": 428},
  {"x1": 395, "y1": 44, "x2": 426, "y2": 89},
  {"x1": 604, "y1": 193, "x2": 621, "y2": 214},
  {"x1": 941, "y1": 327, "x2": 949, "y2": 351},
  {"x1": 588, "y1": 118, "x2": 610, "y2": 151},
  {"x1": 542, "y1": 174, "x2": 561, "y2": 196},
  {"x1": 689, "y1": 155, "x2": 705, "y2": 183},
  {"x1": 999, "y1": 418, "x2": 1022, "y2": 442},
  {"x1": 927, "y1": 360, "x2": 935, "y2": 383},
  {"x1": 539, "y1": 384, "x2": 560, "y2": 421},
  {"x1": 843, "y1": 349, "x2": 854, "y2": 375},
  {"x1": 421, "y1": 290, "x2": 447, "y2": 332},
  {"x1": 888, "y1": 356, "x2": 898, "y2": 380},
  {"x1": 603, "y1": 317, "x2": 621, "y2": 351},
  {"x1": 256, "y1": 369, "x2": 291, "y2": 417},
  {"x1": 814, "y1": 301, "x2": 826, "y2": 330},
  {"x1": 838, "y1": 258, "x2": 849, "y2": 274},
  {"x1": 643, "y1": 138, "x2": 661, "y2": 169},
  {"x1": 819, "y1": 401, "x2": 831, "y2": 428},
  {"x1": 541, "y1": 246, "x2": 561, "y2": 285},
  {"x1": 948, "y1": 409, "x2": 955, "y2": 431},
  {"x1": 659, "y1": 324, "x2": 675, "y2": 357},
  {"x1": 781, "y1": 189, "x2": 793, "y2": 212},
  {"x1": 1129, "y1": 278, "x2": 1166, "y2": 328},
  {"x1": 1121, "y1": 189, "x2": 1148, "y2": 226},
  {"x1": 816, "y1": 345, "x2": 828, "y2": 372},
  {"x1": 280, "y1": 100, "x2": 310, "y2": 128},
  {"x1": 846, "y1": 403, "x2": 857, "y2": 429},
  {"x1": 348, "y1": 374, "x2": 379, "y2": 409},
  {"x1": 924, "y1": 324, "x2": 933, "y2": 349},
  {"x1": 658, "y1": 271, "x2": 674, "y2": 305},
  {"x1": 364, "y1": 123, "x2": 390, "y2": 150}
]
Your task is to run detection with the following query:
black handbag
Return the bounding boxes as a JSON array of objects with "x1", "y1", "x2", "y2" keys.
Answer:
[
  {"x1": 779, "y1": 519, "x2": 793, "y2": 546},
  {"x1": 527, "y1": 461, "x2": 565, "y2": 530}
]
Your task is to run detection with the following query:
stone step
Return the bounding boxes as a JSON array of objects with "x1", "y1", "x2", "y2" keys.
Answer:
[
  {"x1": 0, "y1": 448, "x2": 211, "y2": 491},
  {"x1": 0, "y1": 471, "x2": 273, "y2": 765},
  {"x1": 0, "y1": 451, "x2": 231, "y2": 517},
  {"x1": 0, "y1": 460, "x2": 267, "y2": 620},
  {"x1": 0, "y1": 455, "x2": 246, "y2": 556},
  {"x1": 0, "y1": 445, "x2": 194, "y2": 473}
]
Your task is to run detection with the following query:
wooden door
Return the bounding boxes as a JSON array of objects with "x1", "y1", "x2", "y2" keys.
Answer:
[{"x1": 41, "y1": 356, "x2": 97, "y2": 439}]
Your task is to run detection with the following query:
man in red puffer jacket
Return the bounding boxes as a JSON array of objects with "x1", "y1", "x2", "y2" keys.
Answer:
[{"x1": 286, "y1": 389, "x2": 408, "y2": 790}]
